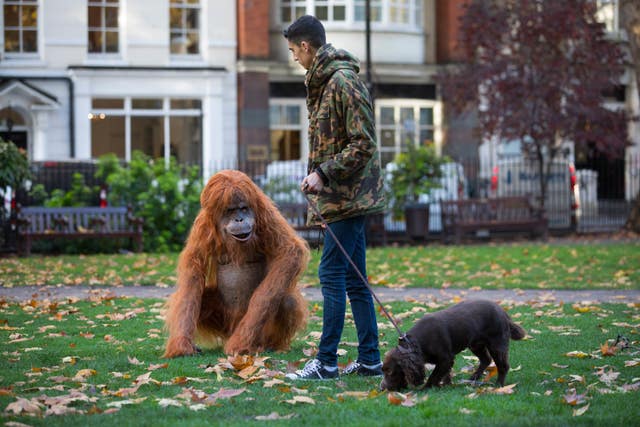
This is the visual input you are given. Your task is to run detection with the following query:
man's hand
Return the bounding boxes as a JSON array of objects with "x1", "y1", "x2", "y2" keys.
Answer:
[{"x1": 301, "y1": 171, "x2": 324, "y2": 194}]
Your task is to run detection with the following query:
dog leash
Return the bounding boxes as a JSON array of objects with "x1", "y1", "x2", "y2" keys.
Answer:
[{"x1": 302, "y1": 189, "x2": 407, "y2": 342}]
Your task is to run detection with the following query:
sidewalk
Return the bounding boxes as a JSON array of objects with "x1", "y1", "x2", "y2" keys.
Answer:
[{"x1": 1, "y1": 284, "x2": 638, "y2": 304}]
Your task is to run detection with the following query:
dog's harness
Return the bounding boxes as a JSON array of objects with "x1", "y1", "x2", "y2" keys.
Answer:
[{"x1": 303, "y1": 190, "x2": 413, "y2": 348}]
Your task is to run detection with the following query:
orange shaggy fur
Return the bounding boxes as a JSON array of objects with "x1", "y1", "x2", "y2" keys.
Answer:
[{"x1": 163, "y1": 170, "x2": 310, "y2": 357}]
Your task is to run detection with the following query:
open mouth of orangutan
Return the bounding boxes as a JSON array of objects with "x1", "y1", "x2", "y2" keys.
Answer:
[{"x1": 231, "y1": 232, "x2": 252, "y2": 242}]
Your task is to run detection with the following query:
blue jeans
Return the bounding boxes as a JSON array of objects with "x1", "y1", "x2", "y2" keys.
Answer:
[{"x1": 316, "y1": 215, "x2": 380, "y2": 367}]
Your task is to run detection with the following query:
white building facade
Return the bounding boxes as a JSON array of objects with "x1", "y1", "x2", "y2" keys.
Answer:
[
  {"x1": 0, "y1": 0, "x2": 237, "y2": 179},
  {"x1": 265, "y1": 0, "x2": 444, "y2": 168}
]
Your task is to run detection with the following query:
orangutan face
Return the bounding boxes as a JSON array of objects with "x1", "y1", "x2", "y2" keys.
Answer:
[{"x1": 220, "y1": 195, "x2": 256, "y2": 243}]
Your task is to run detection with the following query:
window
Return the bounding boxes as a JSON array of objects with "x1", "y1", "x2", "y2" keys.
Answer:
[
  {"x1": 315, "y1": 0, "x2": 347, "y2": 22},
  {"x1": 281, "y1": 0, "x2": 306, "y2": 23},
  {"x1": 3, "y1": 0, "x2": 38, "y2": 55},
  {"x1": 270, "y1": 101, "x2": 307, "y2": 161},
  {"x1": 377, "y1": 102, "x2": 436, "y2": 167},
  {"x1": 280, "y1": 0, "x2": 421, "y2": 29},
  {"x1": 90, "y1": 98, "x2": 202, "y2": 168},
  {"x1": 88, "y1": 0, "x2": 119, "y2": 54},
  {"x1": 354, "y1": 0, "x2": 382, "y2": 22},
  {"x1": 169, "y1": 0, "x2": 200, "y2": 55},
  {"x1": 595, "y1": 0, "x2": 617, "y2": 33}
]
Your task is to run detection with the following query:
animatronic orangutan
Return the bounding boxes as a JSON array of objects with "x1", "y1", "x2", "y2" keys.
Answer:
[{"x1": 163, "y1": 170, "x2": 310, "y2": 357}]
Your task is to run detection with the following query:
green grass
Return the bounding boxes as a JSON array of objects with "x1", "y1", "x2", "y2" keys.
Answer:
[
  {"x1": 1, "y1": 241, "x2": 639, "y2": 290},
  {"x1": 1, "y1": 297, "x2": 639, "y2": 426}
]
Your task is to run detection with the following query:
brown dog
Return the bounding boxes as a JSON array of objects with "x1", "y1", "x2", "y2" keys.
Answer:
[{"x1": 380, "y1": 300, "x2": 526, "y2": 391}]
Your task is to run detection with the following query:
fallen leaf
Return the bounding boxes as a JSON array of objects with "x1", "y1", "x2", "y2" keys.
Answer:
[
  {"x1": 493, "y1": 383, "x2": 517, "y2": 395},
  {"x1": 563, "y1": 389, "x2": 587, "y2": 406},
  {"x1": 483, "y1": 364, "x2": 498, "y2": 382},
  {"x1": 211, "y1": 387, "x2": 247, "y2": 400},
  {"x1": 387, "y1": 392, "x2": 405, "y2": 405},
  {"x1": 263, "y1": 378, "x2": 285, "y2": 388},
  {"x1": 128, "y1": 356, "x2": 144, "y2": 365},
  {"x1": 573, "y1": 404, "x2": 590, "y2": 417},
  {"x1": 4, "y1": 397, "x2": 43, "y2": 415},
  {"x1": 283, "y1": 395, "x2": 315, "y2": 405},
  {"x1": 336, "y1": 391, "x2": 371, "y2": 400},
  {"x1": 148, "y1": 363, "x2": 168, "y2": 371},
  {"x1": 73, "y1": 368, "x2": 97, "y2": 381},
  {"x1": 600, "y1": 342, "x2": 618, "y2": 357},
  {"x1": 228, "y1": 355, "x2": 254, "y2": 371},
  {"x1": 565, "y1": 351, "x2": 591, "y2": 359},
  {"x1": 106, "y1": 397, "x2": 147, "y2": 408},
  {"x1": 255, "y1": 412, "x2": 296, "y2": 420},
  {"x1": 157, "y1": 398, "x2": 182, "y2": 408}
]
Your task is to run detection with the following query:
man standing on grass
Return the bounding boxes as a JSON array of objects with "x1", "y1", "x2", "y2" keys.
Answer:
[{"x1": 283, "y1": 15, "x2": 386, "y2": 380}]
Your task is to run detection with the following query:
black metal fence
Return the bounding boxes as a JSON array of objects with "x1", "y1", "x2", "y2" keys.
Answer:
[{"x1": 3, "y1": 154, "x2": 638, "y2": 252}]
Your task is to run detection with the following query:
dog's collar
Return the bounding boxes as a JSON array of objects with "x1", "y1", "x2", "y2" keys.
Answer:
[{"x1": 398, "y1": 333, "x2": 414, "y2": 348}]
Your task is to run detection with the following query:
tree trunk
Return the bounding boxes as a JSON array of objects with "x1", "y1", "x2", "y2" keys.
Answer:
[{"x1": 620, "y1": 0, "x2": 640, "y2": 232}]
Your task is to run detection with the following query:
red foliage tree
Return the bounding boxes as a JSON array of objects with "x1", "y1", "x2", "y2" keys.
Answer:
[
  {"x1": 438, "y1": 0, "x2": 630, "y2": 208},
  {"x1": 620, "y1": 0, "x2": 640, "y2": 232}
]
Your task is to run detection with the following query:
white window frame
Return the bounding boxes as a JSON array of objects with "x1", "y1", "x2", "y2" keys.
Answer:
[
  {"x1": 314, "y1": 0, "x2": 347, "y2": 22},
  {"x1": 90, "y1": 97, "x2": 202, "y2": 167},
  {"x1": 2, "y1": 0, "x2": 40, "y2": 60},
  {"x1": 269, "y1": 98, "x2": 309, "y2": 161},
  {"x1": 87, "y1": 0, "x2": 121, "y2": 57},
  {"x1": 354, "y1": 0, "x2": 383, "y2": 23},
  {"x1": 375, "y1": 99, "x2": 442, "y2": 166},
  {"x1": 595, "y1": 0, "x2": 618, "y2": 33},
  {"x1": 279, "y1": 0, "x2": 422, "y2": 32},
  {"x1": 169, "y1": 0, "x2": 202, "y2": 59}
]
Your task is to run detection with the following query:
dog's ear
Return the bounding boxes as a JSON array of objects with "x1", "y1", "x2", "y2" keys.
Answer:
[{"x1": 398, "y1": 349, "x2": 425, "y2": 387}]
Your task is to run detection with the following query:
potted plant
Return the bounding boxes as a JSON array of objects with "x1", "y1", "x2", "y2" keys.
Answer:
[{"x1": 388, "y1": 144, "x2": 447, "y2": 240}]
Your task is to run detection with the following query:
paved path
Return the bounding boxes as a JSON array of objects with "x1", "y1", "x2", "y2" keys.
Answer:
[{"x1": 1, "y1": 285, "x2": 638, "y2": 304}]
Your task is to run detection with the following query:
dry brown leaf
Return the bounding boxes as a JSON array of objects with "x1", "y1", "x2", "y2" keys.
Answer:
[
  {"x1": 483, "y1": 364, "x2": 498, "y2": 382},
  {"x1": 283, "y1": 395, "x2": 315, "y2": 405},
  {"x1": 387, "y1": 392, "x2": 406, "y2": 405},
  {"x1": 148, "y1": 362, "x2": 168, "y2": 371},
  {"x1": 565, "y1": 351, "x2": 591, "y2": 359},
  {"x1": 211, "y1": 387, "x2": 247, "y2": 400},
  {"x1": 563, "y1": 389, "x2": 587, "y2": 406},
  {"x1": 573, "y1": 404, "x2": 590, "y2": 417},
  {"x1": 492, "y1": 383, "x2": 517, "y2": 395},
  {"x1": 128, "y1": 356, "x2": 144, "y2": 365},
  {"x1": 228, "y1": 355, "x2": 254, "y2": 371},
  {"x1": 255, "y1": 412, "x2": 296, "y2": 420},
  {"x1": 106, "y1": 397, "x2": 147, "y2": 408},
  {"x1": 4, "y1": 397, "x2": 43, "y2": 415}
]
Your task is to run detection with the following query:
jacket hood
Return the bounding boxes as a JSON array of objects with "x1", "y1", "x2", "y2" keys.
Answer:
[{"x1": 305, "y1": 44, "x2": 360, "y2": 91}]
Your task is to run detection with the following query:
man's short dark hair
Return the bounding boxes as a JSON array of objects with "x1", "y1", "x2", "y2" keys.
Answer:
[{"x1": 283, "y1": 15, "x2": 326, "y2": 49}]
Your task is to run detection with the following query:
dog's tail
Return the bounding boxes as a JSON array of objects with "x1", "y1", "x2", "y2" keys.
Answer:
[{"x1": 509, "y1": 321, "x2": 526, "y2": 340}]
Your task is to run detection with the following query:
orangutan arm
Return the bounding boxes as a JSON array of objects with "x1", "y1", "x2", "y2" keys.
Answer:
[
  {"x1": 163, "y1": 267, "x2": 206, "y2": 358},
  {"x1": 223, "y1": 242, "x2": 307, "y2": 354}
]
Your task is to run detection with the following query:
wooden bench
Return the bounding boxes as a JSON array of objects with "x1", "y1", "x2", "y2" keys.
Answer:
[
  {"x1": 440, "y1": 196, "x2": 548, "y2": 244},
  {"x1": 16, "y1": 206, "x2": 144, "y2": 256}
]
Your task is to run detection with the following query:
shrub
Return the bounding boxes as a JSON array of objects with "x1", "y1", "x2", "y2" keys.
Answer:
[
  {"x1": 0, "y1": 138, "x2": 32, "y2": 221},
  {"x1": 96, "y1": 151, "x2": 202, "y2": 252}
]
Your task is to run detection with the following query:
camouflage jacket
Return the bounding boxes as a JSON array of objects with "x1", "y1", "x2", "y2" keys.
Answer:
[{"x1": 304, "y1": 44, "x2": 385, "y2": 225}]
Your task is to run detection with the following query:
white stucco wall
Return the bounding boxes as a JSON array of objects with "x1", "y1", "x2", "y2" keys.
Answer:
[{"x1": 0, "y1": 0, "x2": 237, "y2": 169}]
